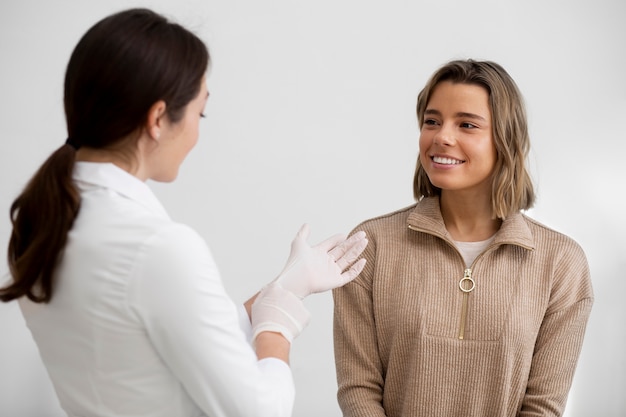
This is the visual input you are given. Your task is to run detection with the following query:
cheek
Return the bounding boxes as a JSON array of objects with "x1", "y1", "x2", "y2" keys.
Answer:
[
  {"x1": 184, "y1": 119, "x2": 200, "y2": 149},
  {"x1": 190, "y1": 134, "x2": 199, "y2": 151},
  {"x1": 484, "y1": 139, "x2": 497, "y2": 162},
  {"x1": 192, "y1": 121, "x2": 202, "y2": 146},
  {"x1": 480, "y1": 141, "x2": 498, "y2": 173},
  {"x1": 418, "y1": 132, "x2": 431, "y2": 156}
]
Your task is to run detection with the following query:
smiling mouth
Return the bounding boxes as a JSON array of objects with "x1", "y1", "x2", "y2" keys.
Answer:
[{"x1": 432, "y1": 156, "x2": 465, "y2": 165}]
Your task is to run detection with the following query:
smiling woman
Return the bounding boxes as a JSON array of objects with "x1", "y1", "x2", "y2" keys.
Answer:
[
  {"x1": 414, "y1": 60, "x2": 535, "y2": 222},
  {"x1": 419, "y1": 81, "x2": 497, "y2": 207},
  {"x1": 333, "y1": 59, "x2": 594, "y2": 417}
]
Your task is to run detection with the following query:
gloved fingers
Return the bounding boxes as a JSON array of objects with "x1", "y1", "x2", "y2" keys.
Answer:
[
  {"x1": 328, "y1": 231, "x2": 367, "y2": 269},
  {"x1": 279, "y1": 224, "x2": 311, "y2": 276},
  {"x1": 282, "y1": 224, "x2": 311, "y2": 266},
  {"x1": 326, "y1": 231, "x2": 366, "y2": 258},
  {"x1": 338, "y1": 258, "x2": 367, "y2": 286},
  {"x1": 295, "y1": 223, "x2": 311, "y2": 241},
  {"x1": 335, "y1": 240, "x2": 368, "y2": 271},
  {"x1": 290, "y1": 223, "x2": 311, "y2": 251},
  {"x1": 316, "y1": 232, "x2": 348, "y2": 252}
]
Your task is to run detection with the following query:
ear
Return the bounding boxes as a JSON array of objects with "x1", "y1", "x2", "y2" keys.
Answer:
[{"x1": 146, "y1": 100, "x2": 167, "y2": 141}]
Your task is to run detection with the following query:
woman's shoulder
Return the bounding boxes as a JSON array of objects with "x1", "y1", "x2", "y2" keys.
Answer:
[
  {"x1": 351, "y1": 203, "x2": 418, "y2": 236},
  {"x1": 131, "y1": 220, "x2": 216, "y2": 282},
  {"x1": 521, "y1": 213, "x2": 587, "y2": 258},
  {"x1": 142, "y1": 220, "x2": 207, "y2": 254}
]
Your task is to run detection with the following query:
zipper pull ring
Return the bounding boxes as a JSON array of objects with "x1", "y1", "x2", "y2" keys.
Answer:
[{"x1": 459, "y1": 269, "x2": 475, "y2": 293}]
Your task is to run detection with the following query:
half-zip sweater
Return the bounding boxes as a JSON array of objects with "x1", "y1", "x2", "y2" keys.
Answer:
[{"x1": 333, "y1": 196, "x2": 593, "y2": 417}]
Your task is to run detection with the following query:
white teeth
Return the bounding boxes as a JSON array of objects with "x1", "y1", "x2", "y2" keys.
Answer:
[{"x1": 433, "y1": 156, "x2": 463, "y2": 165}]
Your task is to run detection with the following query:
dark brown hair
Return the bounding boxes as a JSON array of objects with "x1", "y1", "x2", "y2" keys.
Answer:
[
  {"x1": 414, "y1": 59, "x2": 535, "y2": 219},
  {"x1": 1, "y1": 8, "x2": 209, "y2": 303}
]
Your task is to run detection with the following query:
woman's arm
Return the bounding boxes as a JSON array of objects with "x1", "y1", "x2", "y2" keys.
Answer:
[
  {"x1": 333, "y1": 234, "x2": 388, "y2": 417},
  {"x1": 520, "y1": 299, "x2": 593, "y2": 416},
  {"x1": 519, "y1": 240, "x2": 594, "y2": 416}
]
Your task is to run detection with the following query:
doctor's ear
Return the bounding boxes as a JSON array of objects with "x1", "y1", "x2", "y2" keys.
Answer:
[{"x1": 146, "y1": 100, "x2": 167, "y2": 140}]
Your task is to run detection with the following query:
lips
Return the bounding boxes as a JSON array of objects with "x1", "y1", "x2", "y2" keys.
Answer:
[{"x1": 432, "y1": 155, "x2": 465, "y2": 165}]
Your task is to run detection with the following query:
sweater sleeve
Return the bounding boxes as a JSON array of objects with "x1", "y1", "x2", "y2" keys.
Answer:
[
  {"x1": 333, "y1": 233, "x2": 387, "y2": 417},
  {"x1": 519, "y1": 239, "x2": 594, "y2": 416}
]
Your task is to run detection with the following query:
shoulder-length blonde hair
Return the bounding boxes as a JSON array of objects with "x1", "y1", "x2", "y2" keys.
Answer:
[{"x1": 414, "y1": 59, "x2": 535, "y2": 219}]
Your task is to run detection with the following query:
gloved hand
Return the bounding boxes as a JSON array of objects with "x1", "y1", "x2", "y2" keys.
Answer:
[
  {"x1": 251, "y1": 224, "x2": 367, "y2": 343},
  {"x1": 251, "y1": 282, "x2": 311, "y2": 343},
  {"x1": 273, "y1": 224, "x2": 368, "y2": 299}
]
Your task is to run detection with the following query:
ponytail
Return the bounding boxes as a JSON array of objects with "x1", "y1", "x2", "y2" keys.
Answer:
[{"x1": 1, "y1": 144, "x2": 80, "y2": 303}]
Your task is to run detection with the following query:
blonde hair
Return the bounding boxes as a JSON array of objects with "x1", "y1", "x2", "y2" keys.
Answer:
[{"x1": 414, "y1": 59, "x2": 535, "y2": 219}]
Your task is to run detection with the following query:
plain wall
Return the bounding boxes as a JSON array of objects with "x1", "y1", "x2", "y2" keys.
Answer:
[{"x1": 1, "y1": 0, "x2": 624, "y2": 416}]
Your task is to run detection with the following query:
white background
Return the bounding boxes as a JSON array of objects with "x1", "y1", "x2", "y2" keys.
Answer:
[{"x1": 1, "y1": 0, "x2": 624, "y2": 416}]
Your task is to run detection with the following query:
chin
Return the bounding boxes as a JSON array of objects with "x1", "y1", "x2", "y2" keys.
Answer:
[{"x1": 152, "y1": 172, "x2": 179, "y2": 183}]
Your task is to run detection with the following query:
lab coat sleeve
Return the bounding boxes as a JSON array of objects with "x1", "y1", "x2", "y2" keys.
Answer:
[{"x1": 128, "y1": 223, "x2": 294, "y2": 417}]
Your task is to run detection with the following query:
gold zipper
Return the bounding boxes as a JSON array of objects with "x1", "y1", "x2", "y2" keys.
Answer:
[
  {"x1": 458, "y1": 268, "x2": 475, "y2": 340},
  {"x1": 406, "y1": 225, "x2": 515, "y2": 341}
]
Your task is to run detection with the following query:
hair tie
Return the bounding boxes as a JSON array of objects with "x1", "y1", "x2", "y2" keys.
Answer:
[{"x1": 65, "y1": 137, "x2": 81, "y2": 150}]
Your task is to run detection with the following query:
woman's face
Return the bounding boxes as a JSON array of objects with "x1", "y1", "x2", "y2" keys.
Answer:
[
  {"x1": 419, "y1": 81, "x2": 496, "y2": 197},
  {"x1": 150, "y1": 77, "x2": 209, "y2": 182}
]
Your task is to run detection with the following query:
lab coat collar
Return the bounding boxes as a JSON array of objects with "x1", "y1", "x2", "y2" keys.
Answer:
[{"x1": 73, "y1": 162, "x2": 170, "y2": 219}]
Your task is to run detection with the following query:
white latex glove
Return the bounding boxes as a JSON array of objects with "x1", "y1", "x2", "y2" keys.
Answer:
[
  {"x1": 274, "y1": 224, "x2": 367, "y2": 299},
  {"x1": 251, "y1": 225, "x2": 367, "y2": 343},
  {"x1": 251, "y1": 282, "x2": 311, "y2": 343}
]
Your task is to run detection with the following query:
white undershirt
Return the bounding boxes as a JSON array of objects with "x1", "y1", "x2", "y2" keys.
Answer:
[{"x1": 454, "y1": 236, "x2": 496, "y2": 267}]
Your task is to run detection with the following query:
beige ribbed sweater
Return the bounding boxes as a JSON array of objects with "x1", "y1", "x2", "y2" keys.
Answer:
[{"x1": 333, "y1": 197, "x2": 593, "y2": 417}]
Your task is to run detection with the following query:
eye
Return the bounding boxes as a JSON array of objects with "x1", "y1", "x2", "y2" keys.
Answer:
[
  {"x1": 423, "y1": 119, "x2": 439, "y2": 126},
  {"x1": 460, "y1": 122, "x2": 477, "y2": 129}
]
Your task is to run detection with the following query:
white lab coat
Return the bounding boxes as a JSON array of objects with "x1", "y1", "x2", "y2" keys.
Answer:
[{"x1": 19, "y1": 161, "x2": 294, "y2": 417}]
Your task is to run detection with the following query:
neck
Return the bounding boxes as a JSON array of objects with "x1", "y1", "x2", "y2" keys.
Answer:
[
  {"x1": 76, "y1": 147, "x2": 147, "y2": 181},
  {"x1": 439, "y1": 191, "x2": 501, "y2": 242}
]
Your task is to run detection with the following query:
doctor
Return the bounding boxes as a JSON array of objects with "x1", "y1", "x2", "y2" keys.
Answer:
[{"x1": 0, "y1": 8, "x2": 367, "y2": 417}]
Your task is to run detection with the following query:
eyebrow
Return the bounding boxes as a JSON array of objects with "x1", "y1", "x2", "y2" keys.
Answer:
[{"x1": 424, "y1": 109, "x2": 487, "y2": 122}]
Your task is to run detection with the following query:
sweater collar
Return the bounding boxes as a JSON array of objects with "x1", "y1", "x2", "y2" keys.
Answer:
[
  {"x1": 406, "y1": 197, "x2": 535, "y2": 251},
  {"x1": 72, "y1": 161, "x2": 170, "y2": 219}
]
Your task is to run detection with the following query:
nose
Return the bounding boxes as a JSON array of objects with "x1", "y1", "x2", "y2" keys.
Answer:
[{"x1": 433, "y1": 124, "x2": 455, "y2": 146}]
